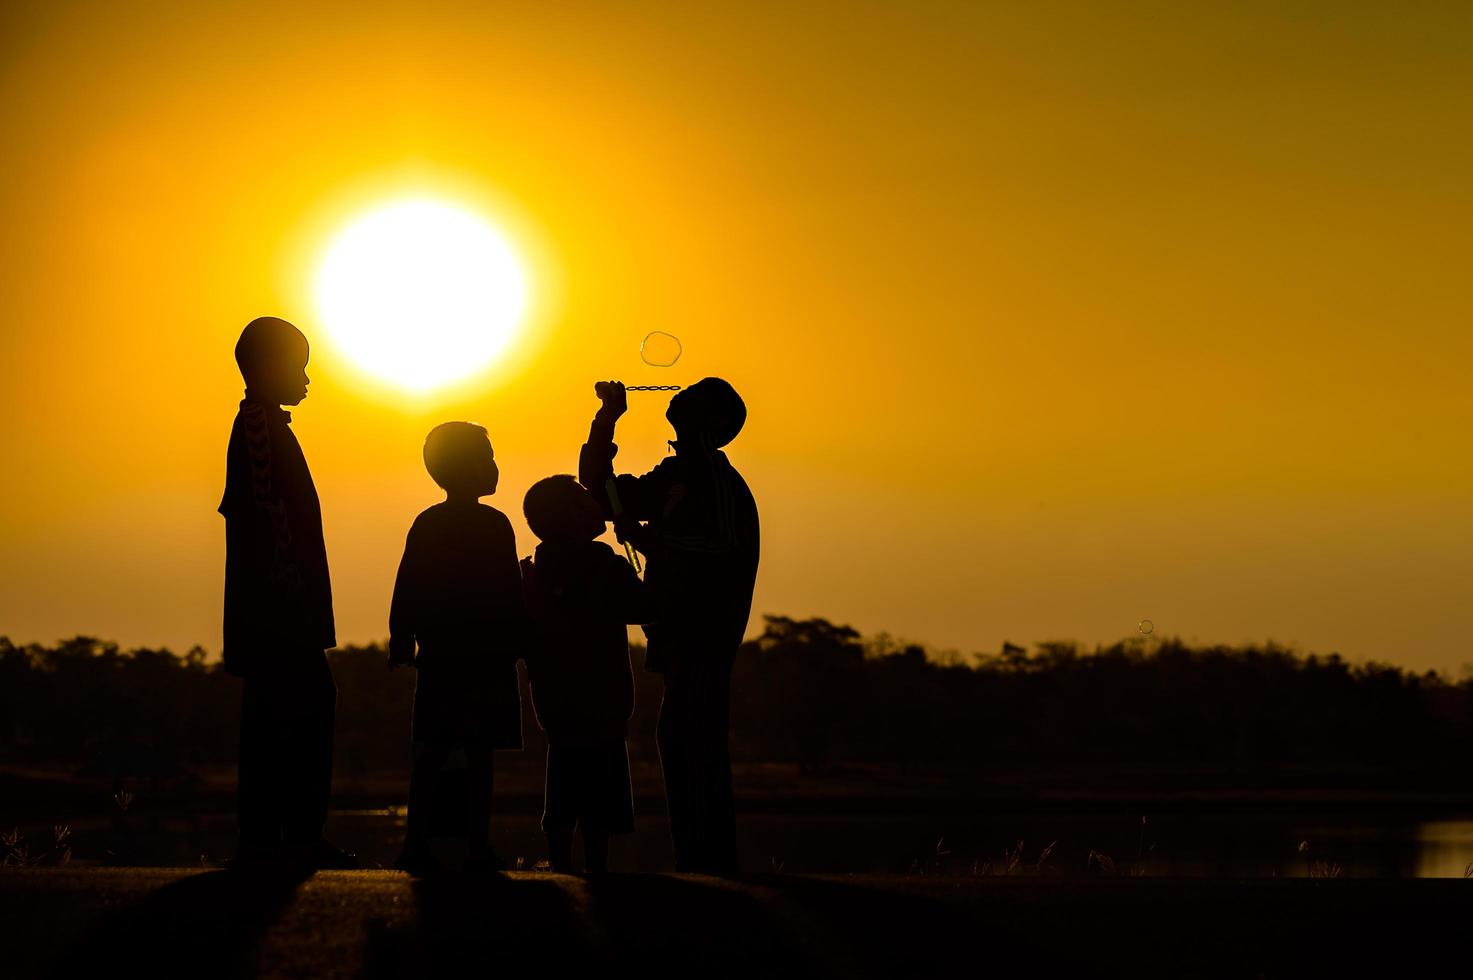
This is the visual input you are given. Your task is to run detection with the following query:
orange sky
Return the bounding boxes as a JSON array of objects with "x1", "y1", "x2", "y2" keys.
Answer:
[{"x1": 2, "y1": 1, "x2": 1470, "y2": 671}]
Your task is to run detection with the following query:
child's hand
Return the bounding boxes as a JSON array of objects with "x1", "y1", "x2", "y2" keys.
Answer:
[{"x1": 593, "y1": 380, "x2": 627, "y2": 421}]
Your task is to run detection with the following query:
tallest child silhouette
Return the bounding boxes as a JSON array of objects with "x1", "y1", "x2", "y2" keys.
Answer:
[{"x1": 219, "y1": 316, "x2": 355, "y2": 869}]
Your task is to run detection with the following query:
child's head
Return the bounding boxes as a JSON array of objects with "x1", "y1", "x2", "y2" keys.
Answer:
[
  {"x1": 666, "y1": 377, "x2": 746, "y2": 448},
  {"x1": 523, "y1": 475, "x2": 606, "y2": 543},
  {"x1": 235, "y1": 316, "x2": 311, "y2": 405},
  {"x1": 423, "y1": 422, "x2": 499, "y2": 498}
]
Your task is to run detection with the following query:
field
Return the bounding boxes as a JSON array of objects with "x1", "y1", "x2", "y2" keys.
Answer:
[
  {"x1": 4, "y1": 867, "x2": 1472, "y2": 978},
  {"x1": 9, "y1": 635, "x2": 1473, "y2": 975}
]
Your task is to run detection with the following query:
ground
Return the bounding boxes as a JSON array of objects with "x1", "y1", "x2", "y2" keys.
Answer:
[{"x1": 1, "y1": 868, "x2": 1469, "y2": 978}]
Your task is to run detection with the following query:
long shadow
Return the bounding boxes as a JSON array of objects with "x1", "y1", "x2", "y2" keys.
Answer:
[
  {"x1": 744, "y1": 875, "x2": 1473, "y2": 977},
  {"x1": 581, "y1": 873, "x2": 802, "y2": 978},
  {"x1": 586, "y1": 873, "x2": 1115, "y2": 978},
  {"x1": 578, "y1": 873, "x2": 916, "y2": 980},
  {"x1": 45, "y1": 868, "x2": 310, "y2": 980},
  {"x1": 362, "y1": 873, "x2": 591, "y2": 979},
  {"x1": 364, "y1": 872, "x2": 836, "y2": 979},
  {"x1": 735, "y1": 873, "x2": 1083, "y2": 978}
]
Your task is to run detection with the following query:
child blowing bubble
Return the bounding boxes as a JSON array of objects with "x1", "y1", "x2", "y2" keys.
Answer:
[
  {"x1": 521, "y1": 475, "x2": 652, "y2": 873},
  {"x1": 388, "y1": 422, "x2": 526, "y2": 875},
  {"x1": 580, "y1": 378, "x2": 759, "y2": 874}
]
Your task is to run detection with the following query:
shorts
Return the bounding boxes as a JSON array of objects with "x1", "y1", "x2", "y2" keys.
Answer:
[{"x1": 542, "y1": 738, "x2": 634, "y2": 834}]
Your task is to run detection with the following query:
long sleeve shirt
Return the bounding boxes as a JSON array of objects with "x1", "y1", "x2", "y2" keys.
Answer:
[
  {"x1": 579, "y1": 417, "x2": 759, "y2": 671},
  {"x1": 218, "y1": 397, "x2": 335, "y2": 676}
]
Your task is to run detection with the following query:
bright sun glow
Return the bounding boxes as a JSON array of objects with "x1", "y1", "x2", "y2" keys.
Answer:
[{"x1": 313, "y1": 197, "x2": 529, "y2": 392}]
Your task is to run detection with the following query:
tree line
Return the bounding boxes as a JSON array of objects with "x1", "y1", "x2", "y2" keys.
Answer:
[{"x1": 3, "y1": 617, "x2": 1471, "y2": 780}]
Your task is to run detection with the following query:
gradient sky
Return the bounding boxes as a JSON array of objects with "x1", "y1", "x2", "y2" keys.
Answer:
[{"x1": 2, "y1": 1, "x2": 1470, "y2": 671}]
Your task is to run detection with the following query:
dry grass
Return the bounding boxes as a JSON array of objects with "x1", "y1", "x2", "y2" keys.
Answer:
[{"x1": 1, "y1": 825, "x2": 71, "y2": 868}]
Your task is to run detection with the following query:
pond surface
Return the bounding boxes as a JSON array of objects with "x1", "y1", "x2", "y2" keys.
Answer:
[{"x1": 21, "y1": 807, "x2": 1473, "y2": 877}]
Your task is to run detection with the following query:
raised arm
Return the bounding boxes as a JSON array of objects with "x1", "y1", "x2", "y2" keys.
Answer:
[
  {"x1": 579, "y1": 380, "x2": 625, "y2": 517},
  {"x1": 579, "y1": 380, "x2": 668, "y2": 526}
]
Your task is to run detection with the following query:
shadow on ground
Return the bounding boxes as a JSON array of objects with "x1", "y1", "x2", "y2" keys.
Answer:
[
  {"x1": 44, "y1": 868, "x2": 309, "y2": 979},
  {"x1": 6, "y1": 869, "x2": 1473, "y2": 978},
  {"x1": 361, "y1": 872, "x2": 1038, "y2": 978},
  {"x1": 363, "y1": 873, "x2": 590, "y2": 977}
]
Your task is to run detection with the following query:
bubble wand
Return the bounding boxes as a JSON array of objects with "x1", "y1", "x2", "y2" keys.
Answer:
[{"x1": 599, "y1": 331, "x2": 687, "y2": 567}]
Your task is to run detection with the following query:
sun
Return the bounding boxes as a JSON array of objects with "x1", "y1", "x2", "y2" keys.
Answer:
[{"x1": 313, "y1": 197, "x2": 530, "y2": 392}]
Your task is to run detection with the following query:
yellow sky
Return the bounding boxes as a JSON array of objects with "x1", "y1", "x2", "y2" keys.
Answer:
[{"x1": 2, "y1": 1, "x2": 1470, "y2": 670}]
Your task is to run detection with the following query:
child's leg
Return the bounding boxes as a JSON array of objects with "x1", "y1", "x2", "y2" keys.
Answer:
[
  {"x1": 402, "y1": 742, "x2": 450, "y2": 855},
  {"x1": 583, "y1": 738, "x2": 630, "y2": 875},
  {"x1": 281, "y1": 650, "x2": 337, "y2": 851},
  {"x1": 543, "y1": 743, "x2": 575, "y2": 872},
  {"x1": 546, "y1": 822, "x2": 576, "y2": 873},
  {"x1": 465, "y1": 747, "x2": 496, "y2": 860},
  {"x1": 583, "y1": 828, "x2": 610, "y2": 873},
  {"x1": 237, "y1": 677, "x2": 283, "y2": 857}
]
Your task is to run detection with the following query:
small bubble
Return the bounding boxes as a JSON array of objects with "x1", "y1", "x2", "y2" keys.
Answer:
[
  {"x1": 1138, "y1": 619, "x2": 1154, "y2": 635},
  {"x1": 640, "y1": 331, "x2": 682, "y2": 367}
]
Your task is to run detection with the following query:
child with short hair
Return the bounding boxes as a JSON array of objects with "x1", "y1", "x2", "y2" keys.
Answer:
[
  {"x1": 580, "y1": 378, "x2": 759, "y2": 874},
  {"x1": 389, "y1": 421, "x2": 526, "y2": 874},
  {"x1": 219, "y1": 315, "x2": 355, "y2": 870},
  {"x1": 521, "y1": 475, "x2": 652, "y2": 873}
]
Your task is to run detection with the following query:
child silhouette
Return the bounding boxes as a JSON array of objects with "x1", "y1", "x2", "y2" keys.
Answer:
[
  {"x1": 389, "y1": 422, "x2": 526, "y2": 874},
  {"x1": 580, "y1": 378, "x2": 759, "y2": 874},
  {"x1": 521, "y1": 475, "x2": 652, "y2": 873},
  {"x1": 219, "y1": 316, "x2": 355, "y2": 870}
]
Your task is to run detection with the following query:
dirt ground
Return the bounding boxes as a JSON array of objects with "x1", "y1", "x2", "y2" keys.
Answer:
[{"x1": 2, "y1": 867, "x2": 1469, "y2": 978}]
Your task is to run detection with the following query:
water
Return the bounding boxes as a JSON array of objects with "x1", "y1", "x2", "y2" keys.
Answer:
[
  {"x1": 732, "y1": 810, "x2": 1473, "y2": 878},
  {"x1": 25, "y1": 808, "x2": 1473, "y2": 877},
  {"x1": 1413, "y1": 821, "x2": 1473, "y2": 878}
]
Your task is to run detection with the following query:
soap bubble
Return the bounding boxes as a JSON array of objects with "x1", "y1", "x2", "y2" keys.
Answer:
[
  {"x1": 641, "y1": 331, "x2": 682, "y2": 367},
  {"x1": 1138, "y1": 620, "x2": 1154, "y2": 635}
]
